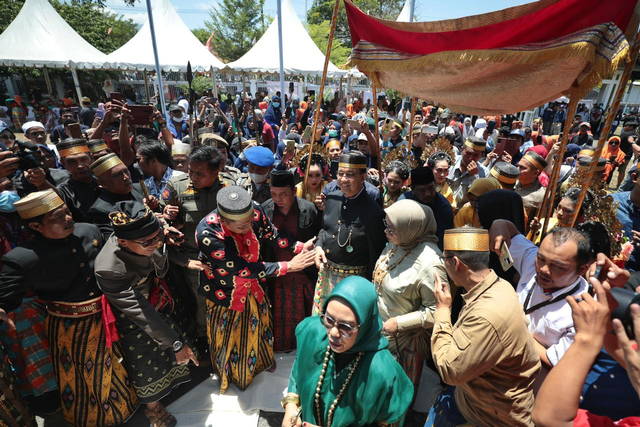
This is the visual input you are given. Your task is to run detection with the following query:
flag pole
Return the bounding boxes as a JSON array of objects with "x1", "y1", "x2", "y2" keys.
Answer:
[
  {"x1": 302, "y1": 0, "x2": 341, "y2": 198},
  {"x1": 145, "y1": 0, "x2": 166, "y2": 116},
  {"x1": 569, "y1": 30, "x2": 640, "y2": 228}
]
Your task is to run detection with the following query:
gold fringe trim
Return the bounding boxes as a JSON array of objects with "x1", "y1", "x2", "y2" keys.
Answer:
[{"x1": 349, "y1": 41, "x2": 629, "y2": 102}]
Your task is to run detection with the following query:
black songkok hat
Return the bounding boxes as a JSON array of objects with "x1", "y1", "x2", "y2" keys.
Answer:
[
  {"x1": 216, "y1": 186, "x2": 254, "y2": 221},
  {"x1": 411, "y1": 167, "x2": 435, "y2": 186},
  {"x1": 270, "y1": 170, "x2": 295, "y2": 188},
  {"x1": 109, "y1": 201, "x2": 160, "y2": 240},
  {"x1": 338, "y1": 153, "x2": 367, "y2": 170}
]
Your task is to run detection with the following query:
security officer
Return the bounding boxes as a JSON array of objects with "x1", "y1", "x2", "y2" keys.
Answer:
[
  {"x1": 57, "y1": 138, "x2": 101, "y2": 222},
  {"x1": 201, "y1": 134, "x2": 244, "y2": 184},
  {"x1": 0, "y1": 189, "x2": 138, "y2": 426},
  {"x1": 313, "y1": 151, "x2": 387, "y2": 313},
  {"x1": 160, "y1": 145, "x2": 228, "y2": 342},
  {"x1": 236, "y1": 145, "x2": 274, "y2": 204}
]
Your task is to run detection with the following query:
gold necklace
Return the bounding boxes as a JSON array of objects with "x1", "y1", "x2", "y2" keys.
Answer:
[
  {"x1": 372, "y1": 246, "x2": 411, "y2": 292},
  {"x1": 314, "y1": 345, "x2": 364, "y2": 427}
]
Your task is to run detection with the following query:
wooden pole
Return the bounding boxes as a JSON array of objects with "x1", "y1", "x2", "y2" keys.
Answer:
[
  {"x1": 372, "y1": 81, "x2": 382, "y2": 190},
  {"x1": 569, "y1": 30, "x2": 640, "y2": 228},
  {"x1": 538, "y1": 97, "x2": 579, "y2": 242},
  {"x1": 408, "y1": 96, "x2": 416, "y2": 148},
  {"x1": 302, "y1": 0, "x2": 341, "y2": 198}
]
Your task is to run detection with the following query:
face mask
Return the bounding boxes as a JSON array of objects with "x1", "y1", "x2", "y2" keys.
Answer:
[
  {"x1": 172, "y1": 114, "x2": 183, "y2": 121},
  {"x1": 328, "y1": 130, "x2": 339, "y2": 138},
  {"x1": 272, "y1": 102, "x2": 280, "y2": 108},
  {"x1": 249, "y1": 172, "x2": 268, "y2": 185},
  {"x1": 0, "y1": 191, "x2": 19, "y2": 213}
]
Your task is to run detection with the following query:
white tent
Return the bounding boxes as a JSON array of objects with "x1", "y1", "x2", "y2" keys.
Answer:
[
  {"x1": 0, "y1": 0, "x2": 107, "y2": 69},
  {"x1": 104, "y1": 0, "x2": 224, "y2": 72},
  {"x1": 224, "y1": 0, "x2": 346, "y2": 76},
  {"x1": 396, "y1": 0, "x2": 413, "y2": 22}
]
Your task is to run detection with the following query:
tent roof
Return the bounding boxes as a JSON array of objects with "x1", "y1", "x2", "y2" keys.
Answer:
[
  {"x1": 224, "y1": 0, "x2": 346, "y2": 76},
  {"x1": 0, "y1": 0, "x2": 108, "y2": 69},
  {"x1": 396, "y1": 0, "x2": 412, "y2": 22},
  {"x1": 104, "y1": 0, "x2": 224, "y2": 72}
]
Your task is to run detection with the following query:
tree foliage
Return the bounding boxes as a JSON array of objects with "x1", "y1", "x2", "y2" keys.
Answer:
[
  {"x1": 204, "y1": 0, "x2": 266, "y2": 62},
  {"x1": 191, "y1": 28, "x2": 211, "y2": 45},
  {"x1": 307, "y1": 0, "x2": 404, "y2": 48},
  {"x1": 308, "y1": 20, "x2": 351, "y2": 68}
]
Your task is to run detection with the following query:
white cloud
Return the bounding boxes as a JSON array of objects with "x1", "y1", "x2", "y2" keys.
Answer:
[
  {"x1": 102, "y1": 1, "x2": 147, "y2": 25},
  {"x1": 192, "y1": 3, "x2": 211, "y2": 10}
]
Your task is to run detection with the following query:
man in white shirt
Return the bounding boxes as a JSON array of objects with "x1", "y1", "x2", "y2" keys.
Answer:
[
  {"x1": 489, "y1": 221, "x2": 591, "y2": 383},
  {"x1": 447, "y1": 136, "x2": 489, "y2": 207}
]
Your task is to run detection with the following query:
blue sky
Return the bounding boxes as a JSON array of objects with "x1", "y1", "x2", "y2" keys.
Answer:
[{"x1": 101, "y1": 0, "x2": 534, "y2": 29}]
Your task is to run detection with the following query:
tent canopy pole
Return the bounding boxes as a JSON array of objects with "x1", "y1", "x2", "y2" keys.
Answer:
[
  {"x1": 143, "y1": 70, "x2": 151, "y2": 104},
  {"x1": 277, "y1": 0, "x2": 286, "y2": 102},
  {"x1": 70, "y1": 66, "x2": 83, "y2": 103},
  {"x1": 211, "y1": 66, "x2": 218, "y2": 98},
  {"x1": 145, "y1": 0, "x2": 166, "y2": 116}
]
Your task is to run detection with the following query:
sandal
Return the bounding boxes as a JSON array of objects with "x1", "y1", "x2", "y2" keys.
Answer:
[
  {"x1": 266, "y1": 359, "x2": 277, "y2": 373},
  {"x1": 145, "y1": 403, "x2": 177, "y2": 427}
]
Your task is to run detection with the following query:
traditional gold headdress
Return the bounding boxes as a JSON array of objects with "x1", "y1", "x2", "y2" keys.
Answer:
[
  {"x1": 421, "y1": 135, "x2": 456, "y2": 164},
  {"x1": 381, "y1": 145, "x2": 418, "y2": 171},
  {"x1": 291, "y1": 143, "x2": 329, "y2": 168}
]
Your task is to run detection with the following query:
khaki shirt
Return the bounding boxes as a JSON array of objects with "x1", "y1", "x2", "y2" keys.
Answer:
[
  {"x1": 160, "y1": 173, "x2": 234, "y2": 263},
  {"x1": 431, "y1": 271, "x2": 540, "y2": 427}
]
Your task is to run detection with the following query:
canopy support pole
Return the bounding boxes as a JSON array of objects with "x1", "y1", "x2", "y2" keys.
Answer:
[
  {"x1": 408, "y1": 96, "x2": 416, "y2": 148},
  {"x1": 145, "y1": 0, "x2": 166, "y2": 116},
  {"x1": 537, "y1": 97, "x2": 579, "y2": 242},
  {"x1": 569, "y1": 29, "x2": 640, "y2": 228},
  {"x1": 143, "y1": 70, "x2": 151, "y2": 104},
  {"x1": 277, "y1": 0, "x2": 286, "y2": 103},
  {"x1": 210, "y1": 66, "x2": 218, "y2": 98},
  {"x1": 302, "y1": 0, "x2": 341, "y2": 198},
  {"x1": 70, "y1": 66, "x2": 83, "y2": 104},
  {"x1": 43, "y1": 66, "x2": 53, "y2": 100},
  {"x1": 409, "y1": 0, "x2": 415, "y2": 22},
  {"x1": 373, "y1": 81, "x2": 382, "y2": 191}
]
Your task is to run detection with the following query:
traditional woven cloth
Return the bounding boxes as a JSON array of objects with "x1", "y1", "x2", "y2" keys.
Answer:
[
  {"x1": 206, "y1": 294, "x2": 274, "y2": 394},
  {"x1": 0, "y1": 346, "x2": 35, "y2": 427},
  {"x1": 47, "y1": 310, "x2": 139, "y2": 426},
  {"x1": 270, "y1": 272, "x2": 314, "y2": 352},
  {"x1": 312, "y1": 261, "x2": 367, "y2": 315},
  {"x1": 345, "y1": 0, "x2": 637, "y2": 115},
  {"x1": 0, "y1": 298, "x2": 57, "y2": 398}
]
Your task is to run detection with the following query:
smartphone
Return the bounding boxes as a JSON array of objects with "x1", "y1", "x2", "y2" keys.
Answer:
[
  {"x1": 487, "y1": 120, "x2": 497, "y2": 134},
  {"x1": 381, "y1": 117, "x2": 393, "y2": 134},
  {"x1": 422, "y1": 125, "x2": 438, "y2": 135},
  {"x1": 494, "y1": 137, "x2": 518, "y2": 157},
  {"x1": 403, "y1": 100, "x2": 411, "y2": 110},
  {"x1": 330, "y1": 160, "x2": 339, "y2": 179},
  {"x1": 110, "y1": 92, "x2": 123, "y2": 102},
  {"x1": 285, "y1": 106, "x2": 292, "y2": 118},
  {"x1": 285, "y1": 139, "x2": 296, "y2": 152},
  {"x1": 289, "y1": 82, "x2": 295, "y2": 93},
  {"x1": 347, "y1": 119, "x2": 361, "y2": 130},
  {"x1": 206, "y1": 108, "x2": 216, "y2": 123},
  {"x1": 127, "y1": 105, "x2": 154, "y2": 126},
  {"x1": 67, "y1": 123, "x2": 83, "y2": 138},
  {"x1": 499, "y1": 241, "x2": 514, "y2": 271},
  {"x1": 303, "y1": 125, "x2": 313, "y2": 141}
]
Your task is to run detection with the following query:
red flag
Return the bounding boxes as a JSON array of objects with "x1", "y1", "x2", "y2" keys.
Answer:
[
  {"x1": 107, "y1": 27, "x2": 112, "y2": 35},
  {"x1": 205, "y1": 31, "x2": 214, "y2": 51}
]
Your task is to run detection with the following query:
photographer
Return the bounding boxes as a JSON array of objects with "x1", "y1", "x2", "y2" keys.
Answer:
[{"x1": 532, "y1": 256, "x2": 640, "y2": 426}]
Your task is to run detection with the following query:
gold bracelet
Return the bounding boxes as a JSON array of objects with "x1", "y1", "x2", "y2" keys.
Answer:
[{"x1": 281, "y1": 394, "x2": 300, "y2": 409}]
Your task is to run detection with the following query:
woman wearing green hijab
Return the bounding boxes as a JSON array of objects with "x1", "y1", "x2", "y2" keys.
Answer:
[{"x1": 282, "y1": 276, "x2": 413, "y2": 427}]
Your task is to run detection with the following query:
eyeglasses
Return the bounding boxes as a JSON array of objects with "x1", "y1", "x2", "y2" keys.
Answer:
[
  {"x1": 0, "y1": 134, "x2": 14, "y2": 141},
  {"x1": 337, "y1": 171, "x2": 358, "y2": 179},
  {"x1": 131, "y1": 231, "x2": 161, "y2": 248},
  {"x1": 383, "y1": 218, "x2": 396, "y2": 235},
  {"x1": 320, "y1": 313, "x2": 360, "y2": 338}
]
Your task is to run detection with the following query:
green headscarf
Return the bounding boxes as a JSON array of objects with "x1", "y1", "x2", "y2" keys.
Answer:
[
  {"x1": 289, "y1": 277, "x2": 413, "y2": 426},
  {"x1": 322, "y1": 276, "x2": 388, "y2": 353}
]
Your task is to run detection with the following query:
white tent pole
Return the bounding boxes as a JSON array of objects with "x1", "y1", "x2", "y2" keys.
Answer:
[
  {"x1": 143, "y1": 70, "x2": 151, "y2": 104},
  {"x1": 210, "y1": 66, "x2": 218, "y2": 98},
  {"x1": 277, "y1": 0, "x2": 285, "y2": 102},
  {"x1": 70, "y1": 66, "x2": 83, "y2": 103},
  {"x1": 409, "y1": 0, "x2": 415, "y2": 22},
  {"x1": 43, "y1": 66, "x2": 53, "y2": 99},
  {"x1": 145, "y1": 0, "x2": 166, "y2": 116}
]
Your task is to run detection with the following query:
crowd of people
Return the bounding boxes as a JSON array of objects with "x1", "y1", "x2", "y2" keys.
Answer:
[{"x1": 0, "y1": 86, "x2": 638, "y2": 427}]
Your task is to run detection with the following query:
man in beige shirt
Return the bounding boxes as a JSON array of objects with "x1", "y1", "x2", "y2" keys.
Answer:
[{"x1": 427, "y1": 228, "x2": 540, "y2": 427}]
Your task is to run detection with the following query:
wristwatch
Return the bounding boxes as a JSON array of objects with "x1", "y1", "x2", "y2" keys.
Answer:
[{"x1": 172, "y1": 340, "x2": 184, "y2": 353}]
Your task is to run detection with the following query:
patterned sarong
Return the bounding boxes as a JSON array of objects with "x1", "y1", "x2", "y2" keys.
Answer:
[
  {"x1": 312, "y1": 261, "x2": 367, "y2": 315},
  {"x1": 47, "y1": 308, "x2": 139, "y2": 426},
  {"x1": 206, "y1": 292, "x2": 274, "y2": 394},
  {"x1": 270, "y1": 272, "x2": 314, "y2": 352},
  {"x1": 0, "y1": 346, "x2": 35, "y2": 427},
  {"x1": 0, "y1": 297, "x2": 57, "y2": 398}
]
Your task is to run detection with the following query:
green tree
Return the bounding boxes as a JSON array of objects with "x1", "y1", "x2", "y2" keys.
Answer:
[
  {"x1": 204, "y1": 0, "x2": 266, "y2": 62},
  {"x1": 307, "y1": 0, "x2": 404, "y2": 48},
  {"x1": 308, "y1": 20, "x2": 351, "y2": 68},
  {"x1": 191, "y1": 28, "x2": 211, "y2": 45}
]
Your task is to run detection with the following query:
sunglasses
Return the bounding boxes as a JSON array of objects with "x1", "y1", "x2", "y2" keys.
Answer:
[
  {"x1": 383, "y1": 218, "x2": 396, "y2": 235},
  {"x1": 320, "y1": 313, "x2": 360, "y2": 338},
  {"x1": 132, "y1": 231, "x2": 161, "y2": 248}
]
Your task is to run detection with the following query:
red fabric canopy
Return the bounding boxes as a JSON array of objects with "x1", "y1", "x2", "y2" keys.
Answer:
[{"x1": 345, "y1": 0, "x2": 639, "y2": 115}]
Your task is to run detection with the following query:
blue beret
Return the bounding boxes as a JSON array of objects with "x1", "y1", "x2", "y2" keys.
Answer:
[{"x1": 245, "y1": 146, "x2": 275, "y2": 167}]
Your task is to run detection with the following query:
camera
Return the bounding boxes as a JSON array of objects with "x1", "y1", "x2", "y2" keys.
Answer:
[
  {"x1": 12, "y1": 140, "x2": 42, "y2": 171},
  {"x1": 610, "y1": 287, "x2": 640, "y2": 339}
]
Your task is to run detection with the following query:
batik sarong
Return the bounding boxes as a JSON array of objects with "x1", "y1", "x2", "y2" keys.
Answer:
[
  {"x1": 312, "y1": 261, "x2": 367, "y2": 315},
  {"x1": 206, "y1": 292, "x2": 274, "y2": 394},
  {"x1": 47, "y1": 298, "x2": 139, "y2": 426},
  {"x1": 270, "y1": 272, "x2": 314, "y2": 352}
]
